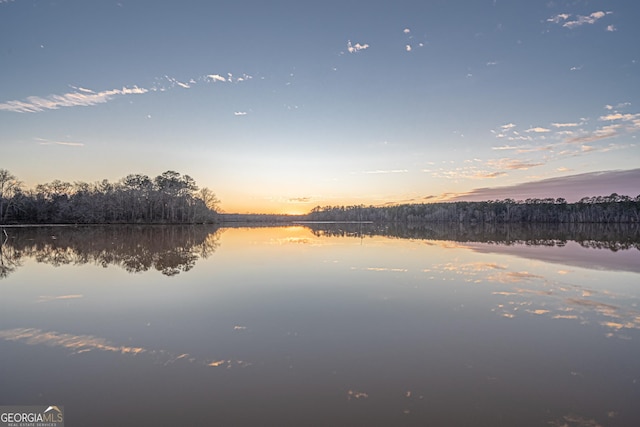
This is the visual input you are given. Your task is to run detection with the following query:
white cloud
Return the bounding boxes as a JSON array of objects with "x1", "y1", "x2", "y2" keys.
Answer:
[
  {"x1": 69, "y1": 85, "x2": 95, "y2": 94},
  {"x1": 0, "y1": 86, "x2": 148, "y2": 113},
  {"x1": 206, "y1": 74, "x2": 227, "y2": 82},
  {"x1": 604, "y1": 102, "x2": 631, "y2": 112},
  {"x1": 547, "y1": 13, "x2": 570, "y2": 24},
  {"x1": 403, "y1": 28, "x2": 410, "y2": 34},
  {"x1": 551, "y1": 122, "x2": 580, "y2": 128},
  {"x1": 405, "y1": 44, "x2": 412, "y2": 52},
  {"x1": 600, "y1": 113, "x2": 640, "y2": 122},
  {"x1": 0, "y1": 69, "x2": 255, "y2": 113},
  {"x1": 491, "y1": 145, "x2": 519, "y2": 150},
  {"x1": 508, "y1": 135, "x2": 533, "y2": 142},
  {"x1": 562, "y1": 11, "x2": 610, "y2": 29},
  {"x1": 525, "y1": 127, "x2": 551, "y2": 133},
  {"x1": 347, "y1": 40, "x2": 369, "y2": 53},
  {"x1": 163, "y1": 76, "x2": 192, "y2": 89},
  {"x1": 606, "y1": 25, "x2": 617, "y2": 32},
  {"x1": 501, "y1": 123, "x2": 516, "y2": 129},
  {"x1": 234, "y1": 111, "x2": 247, "y2": 116}
]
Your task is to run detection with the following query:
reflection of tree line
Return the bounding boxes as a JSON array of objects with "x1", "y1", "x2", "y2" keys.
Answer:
[
  {"x1": 306, "y1": 222, "x2": 640, "y2": 251},
  {"x1": 0, "y1": 225, "x2": 221, "y2": 279},
  {"x1": 2, "y1": 222, "x2": 638, "y2": 279}
]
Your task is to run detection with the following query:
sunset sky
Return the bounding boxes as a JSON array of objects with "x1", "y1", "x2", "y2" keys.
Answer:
[{"x1": 2, "y1": 0, "x2": 639, "y2": 214}]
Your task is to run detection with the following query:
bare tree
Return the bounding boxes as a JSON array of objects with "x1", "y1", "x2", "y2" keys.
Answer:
[{"x1": 0, "y1": 169, "x2": 23, "y2": 223}]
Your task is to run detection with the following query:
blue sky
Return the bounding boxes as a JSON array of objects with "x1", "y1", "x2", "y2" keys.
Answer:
[{"x1": 1, "y1": 0, "x2": 639, "y2": 213}]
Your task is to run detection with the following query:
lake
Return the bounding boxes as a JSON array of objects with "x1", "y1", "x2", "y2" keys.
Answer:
[{"x1": 1, "y1": 224, "x2": 639, "y2": 426}]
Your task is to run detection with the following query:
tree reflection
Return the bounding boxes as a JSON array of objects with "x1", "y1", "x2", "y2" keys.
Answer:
[
  {"x1": 0, "y1": 225, "x2": 221, "y2": 279},
  {"x1": 0, "y1": 239, "x2": 23, "y2": 279},
  {"x1": 305, "y1": 222, "x2": 640, "y2": 251},
  {"x1": 2, "y1": 222, "x2": 638, "y2": 280}
]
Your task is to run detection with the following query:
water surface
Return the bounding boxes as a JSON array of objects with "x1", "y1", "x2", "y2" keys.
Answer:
[{"x1": 1, "y1": 224, "x2": 639, "y2": 426}]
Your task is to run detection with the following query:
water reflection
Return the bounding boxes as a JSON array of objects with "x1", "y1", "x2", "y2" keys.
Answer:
[
  {"x1": 1, "y1": 224, "x2": 639, "y2": 426},
  {"x1": 0, "y1": 225, "x2": 220, "y2": 278},
  {"x1": 2, "y1": 223, "x2": 638, "y2": 279},
  {"x1": 0, "y1": 327, "x2": 251, "y2": 369},
  {"x1": 306, "y1": 221, "x2": 640, "y2": 251}
]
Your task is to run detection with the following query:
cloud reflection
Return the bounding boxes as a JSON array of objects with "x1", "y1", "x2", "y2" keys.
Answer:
[
  {"x1": 0, "y1": 328, "x2": 251, "y2": 369},
  {"x1": 548, "y1": 413, "x2": 604, "y2": 427},
  {"x1": 347, "y1": 390, "x2": 369, "y2": 400},
  {"x1": 0, "y1": 328, "x2": 146, "y2": 356},
  {"x1": 491, "y1": 279, "x2": 640, "y2": 337}
]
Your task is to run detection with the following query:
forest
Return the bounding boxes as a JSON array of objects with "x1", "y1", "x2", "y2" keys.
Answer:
[
  {"x1": 0, "y1": 169, "x2": 219, "y2": 224},
  {"x1": 306, "y1": 195, "x2": 640, "y2": 224},
  {"x1": 1, "y1": 168, "x2": 639, "y2": 224}
]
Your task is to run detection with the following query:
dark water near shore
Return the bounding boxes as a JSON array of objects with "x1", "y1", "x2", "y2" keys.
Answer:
[{"x1": 1, "y1": 224, "x2": 639, "y2": 426}]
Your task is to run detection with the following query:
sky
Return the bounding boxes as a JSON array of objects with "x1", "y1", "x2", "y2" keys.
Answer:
[{"x1": 1, "y1": 0, "x2": 639, "y2": 214}]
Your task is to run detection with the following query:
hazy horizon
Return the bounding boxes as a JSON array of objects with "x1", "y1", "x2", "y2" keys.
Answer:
[{"x1": 2, "y1": 1, "x2": 639, "y2": 214}]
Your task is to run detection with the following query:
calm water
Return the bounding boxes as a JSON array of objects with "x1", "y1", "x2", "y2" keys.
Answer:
[{"x1": 1, "y1": 224, "x2": 639, "y2": 426}]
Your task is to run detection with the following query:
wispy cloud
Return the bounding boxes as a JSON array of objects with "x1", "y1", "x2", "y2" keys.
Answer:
[
  {"x1": 547, "y1": 13, "x2": 571, "y2": 24},
  {"x1": 525, "y1": 127, "x2": 551, "y2": 133},
  {"x1": 549, "y1": 11, "x2": 611, "y2": 29},
  {"x1": 600, "y1": 112, "x2": 640, "y2": 122},
  {"x1": 564, "y1": 110, "x2": 640, "y2": 143},
  {"x1": 288, "y1": 197, "x2": 311, "y2": 203},
  {"x1": 477, "y1": 171, "x2": 507, "y2": 179},
  {"x1": 35, "y1": 137, "x2": 84, "y2": 147},
  {"x1": 360, "y1": 169, "x2": 408, "y2": 174},
  {"x1": 564, "y1": 129, "x2": 618, "y2": 144},
  {"x1": 490, "y1": 105, "x2": 638, "y2": 168},
  {"x1": 565, "y1": 11, "x2": 609, "y2": 29},
  {"x1": 551, "y1": 122, "x2": 580, "y2": 128},
  {"x1": 165, "y1": 76, "x2": 191, "y2": 89},
  {"x1": 0, "y1": 71, "x2": 253, "y2": 113},
  {"x1": 69, "y1": 85, "x2": 95, "y2": 93},
  {"x1": 233, "y1": 111, "x2": 248, "y2": 116},
  {"x1": 487, "y1": 158, "x2": 544, "y2": 170},
  {"x1": 0, "y1": 86, "x2": 147, "y2": 113},
  {"x1": 347, "y1": 40, "x2": 369, "y2": 53},
  {"x1": 606, "y1": 25, "x2": 617, "y2": 32}
]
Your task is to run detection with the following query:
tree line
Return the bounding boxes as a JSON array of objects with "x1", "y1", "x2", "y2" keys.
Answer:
[
  {"x1": 306, "y1": 195, "x2": 640, "y2": 223},
  {"x1": 0, "y1": 169, "x2": 219, "y2": 224}
]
